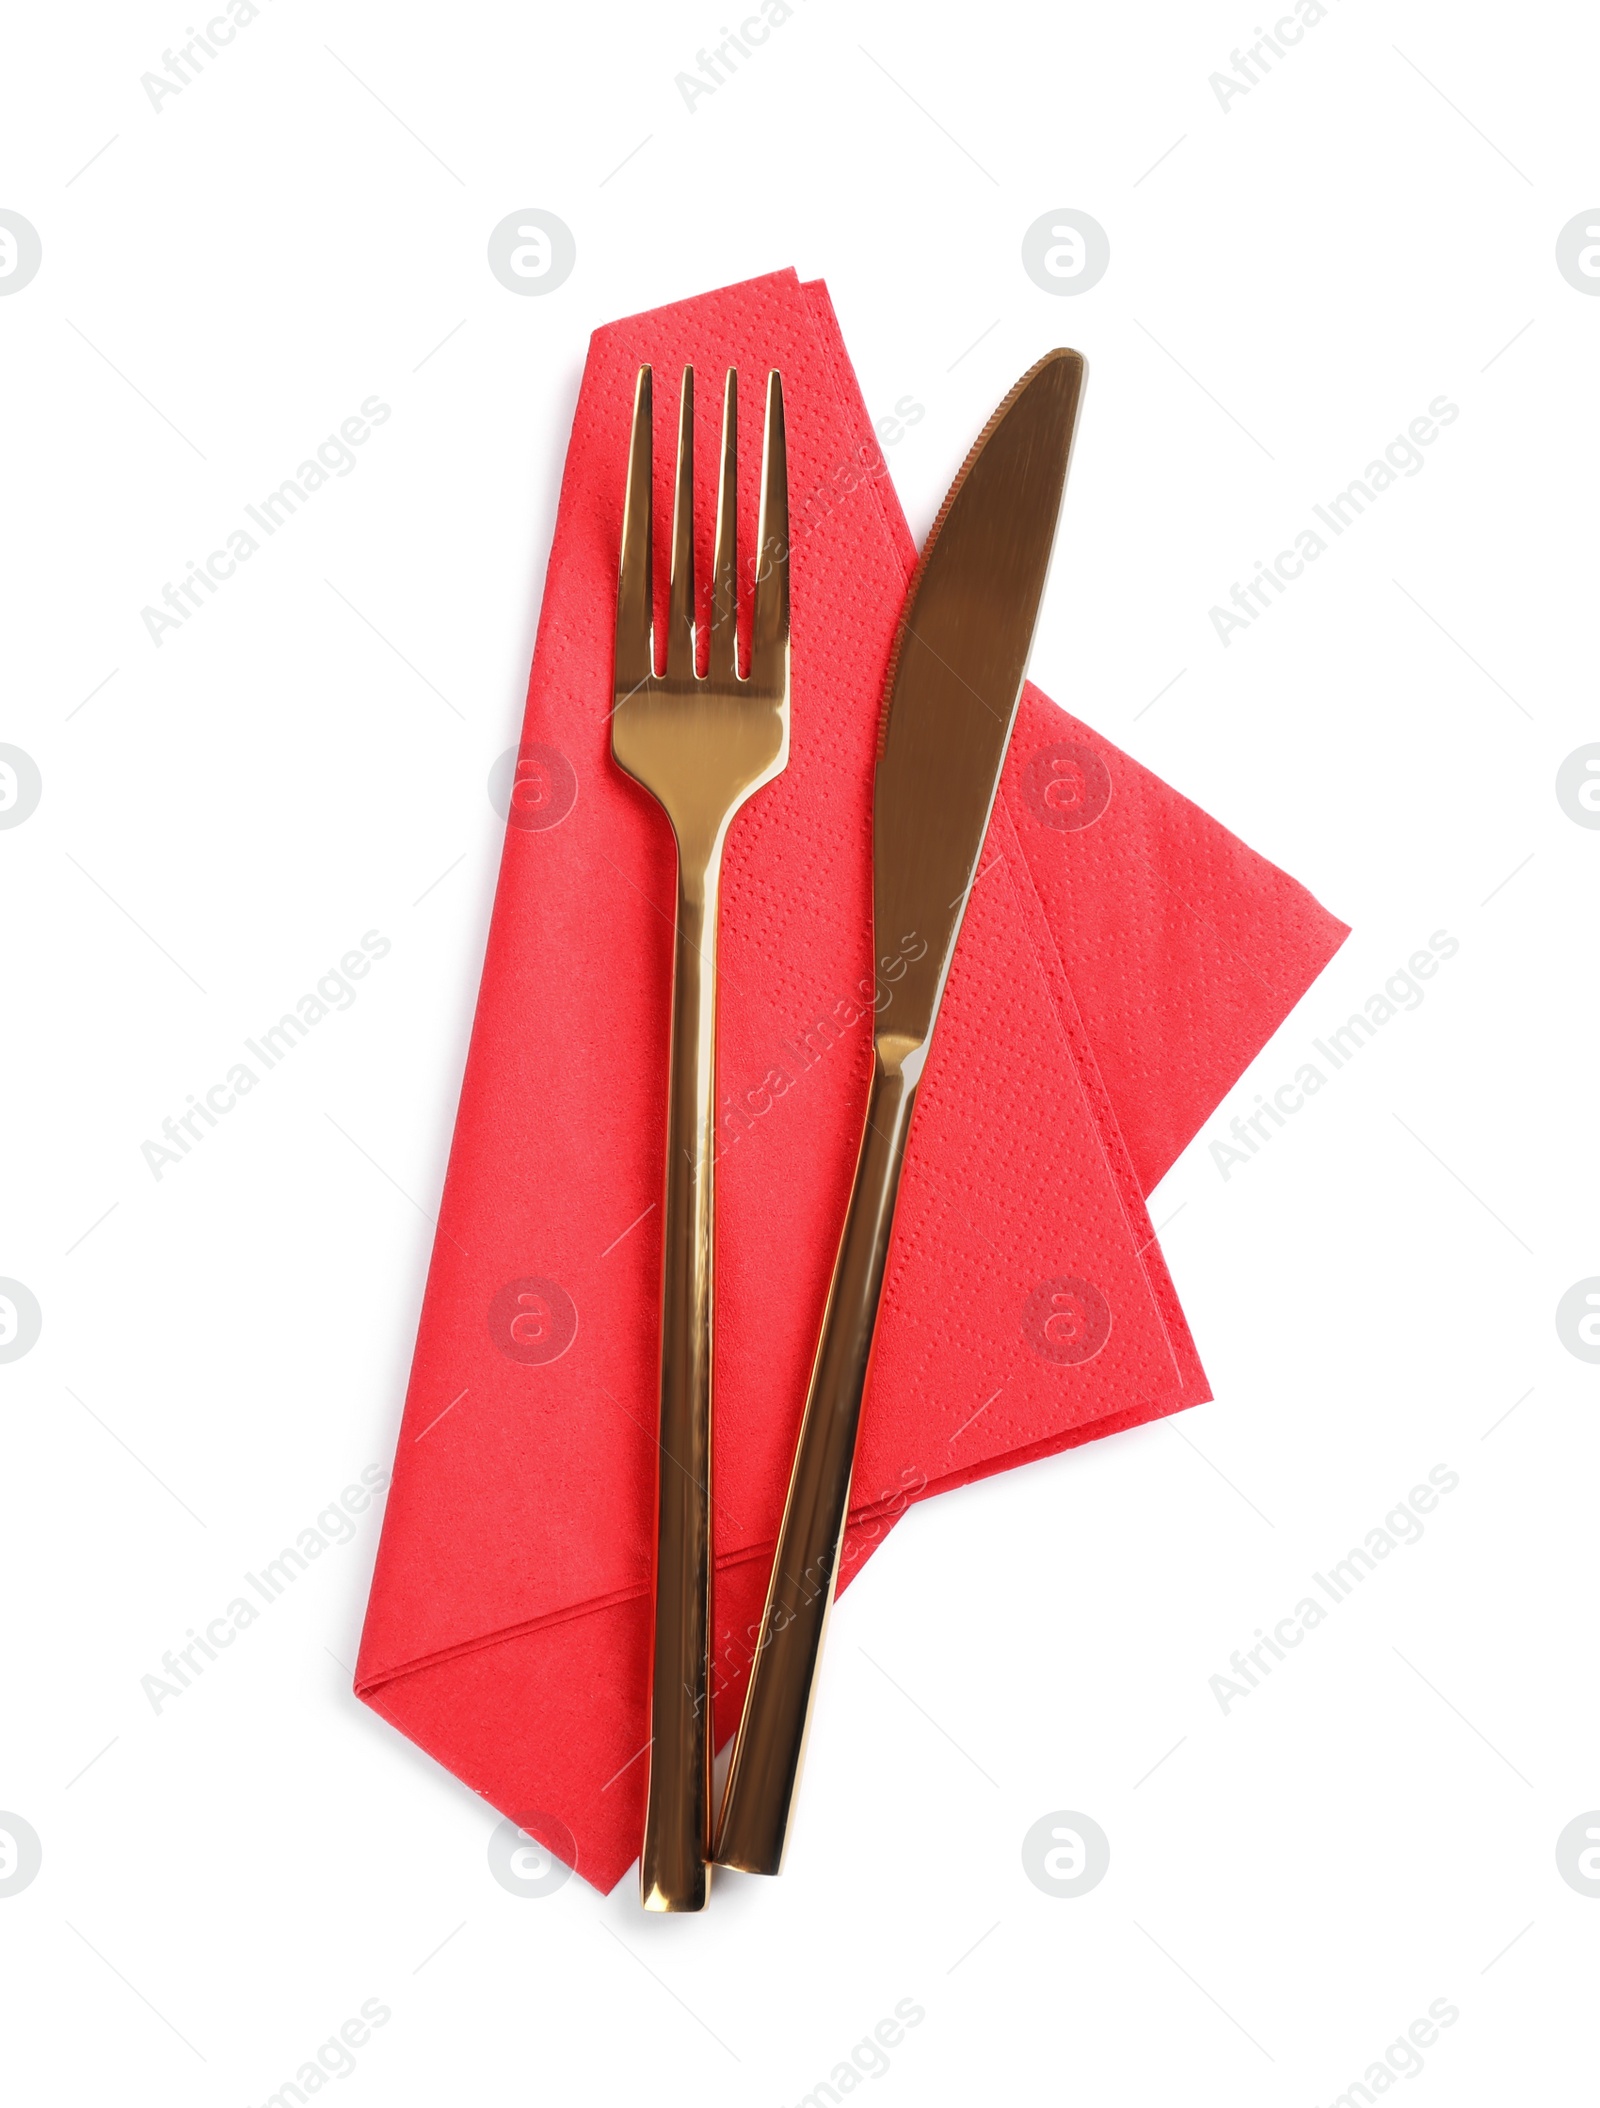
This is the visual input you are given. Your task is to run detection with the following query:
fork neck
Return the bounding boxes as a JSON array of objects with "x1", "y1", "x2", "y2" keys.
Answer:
[{"x1": 670, "y1": 810, "x2": 734, "y2": 904}]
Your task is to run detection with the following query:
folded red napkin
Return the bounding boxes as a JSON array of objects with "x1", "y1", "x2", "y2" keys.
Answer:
[{"x1": 355, "y1": 271, "x2": 1347, "y2": 1893}]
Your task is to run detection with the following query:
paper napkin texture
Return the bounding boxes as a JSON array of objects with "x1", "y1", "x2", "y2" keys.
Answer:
[{"x1": 356, "y1": 271, "x2": 1347, "y2": 1892}]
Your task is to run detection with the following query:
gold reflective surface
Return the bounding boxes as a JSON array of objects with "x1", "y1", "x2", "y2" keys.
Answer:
[
  {"x1": 714, "y1": 350, "x2": 1084, "y2": 1878},
  {"x1": 611, "y1": 364, "x2": 791, "y2": 1911}
]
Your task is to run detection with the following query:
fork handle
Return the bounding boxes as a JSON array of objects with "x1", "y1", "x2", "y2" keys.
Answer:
[
  {"x1": 640, "y1": 846, "x2": 722, "y2": 1912},
  {"x1": 713, "y1": 1048, "x2": 918, "y2": 1875}
]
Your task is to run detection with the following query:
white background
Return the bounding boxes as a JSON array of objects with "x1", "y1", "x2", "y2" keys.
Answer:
[{"x1": 3, "y1": 1, "x2": 1597, "y2": 2101}]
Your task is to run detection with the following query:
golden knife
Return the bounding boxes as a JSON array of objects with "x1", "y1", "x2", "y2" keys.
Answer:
[{"x1": 713, "y1": 349, "x2": 1085, "y2": 1876}]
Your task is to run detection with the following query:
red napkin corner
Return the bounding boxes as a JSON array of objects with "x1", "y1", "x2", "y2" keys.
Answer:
[{"x1": 355, "y1": 270, "x2": 1348, "y2": 1893}]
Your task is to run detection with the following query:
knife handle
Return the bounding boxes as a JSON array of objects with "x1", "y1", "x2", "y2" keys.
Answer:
[
  {"x1": 714, "y1": 1044, "x2": 919, "y2": 1875},
  {"x1": 640, "y1": 855, "x2": 720, "y2": 1912}
]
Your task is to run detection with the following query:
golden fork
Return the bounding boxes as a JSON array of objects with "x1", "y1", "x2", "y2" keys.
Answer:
[{"x1": 611, "y1": 363, "x2": 791, "y2": 1912}]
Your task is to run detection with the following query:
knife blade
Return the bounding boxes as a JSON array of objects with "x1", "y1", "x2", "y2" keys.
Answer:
[{"x1": 713, "y1": 349, "x2": 1085, "y2": 1876}]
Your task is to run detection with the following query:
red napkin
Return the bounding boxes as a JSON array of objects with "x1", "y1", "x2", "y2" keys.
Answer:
[{"x1": 356, "y1": 272, "x2": 1347, "y2": 1893}]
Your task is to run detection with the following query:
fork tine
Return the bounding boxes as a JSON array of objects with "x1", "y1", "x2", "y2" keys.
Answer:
[
  {"x1": 615, "y1": 366, "x2": 655, "y2": 698},
  {"x1": 666, "y1": 366, "x2": 696, "y2": 682},
  {"x1": 709, "y1": 369, "x2": 739, "y2": 683},
  {"x1": 751, "y1": 370, "x2": 789, "y2": 687}
]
